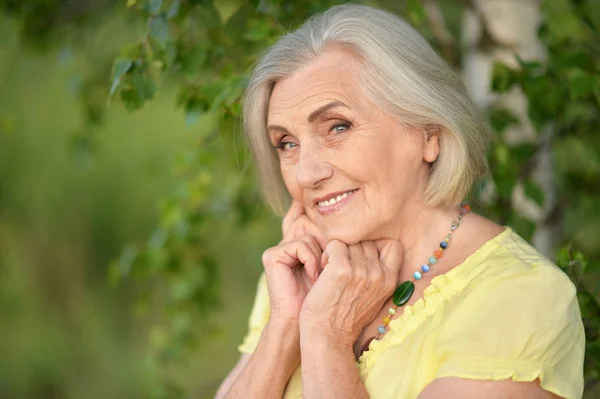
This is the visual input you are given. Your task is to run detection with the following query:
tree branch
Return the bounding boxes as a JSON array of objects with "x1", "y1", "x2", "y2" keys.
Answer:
[{"x1": 423, "y1": 0, "x2": 460, "y2": 66}]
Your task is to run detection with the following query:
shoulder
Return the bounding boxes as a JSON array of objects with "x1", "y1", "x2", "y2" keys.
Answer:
[
  {"x1": 445, "y1": 227, "x2": 581, "y2": 334},
  {"x1": 433, "y1": 228, "x2": 585, "y2": 399},
  {"x1": 458, "y1": 226, "x2": 577, "y2": 304}
]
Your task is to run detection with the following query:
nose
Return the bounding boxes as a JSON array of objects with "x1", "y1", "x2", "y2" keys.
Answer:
[{"x1": 296, "y1": 145, "x2": 333, "y2": 189}]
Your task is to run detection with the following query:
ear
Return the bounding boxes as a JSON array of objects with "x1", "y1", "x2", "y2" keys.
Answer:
[{"x1": 423, "y1": 125, "x2": 441, "y2": 163}]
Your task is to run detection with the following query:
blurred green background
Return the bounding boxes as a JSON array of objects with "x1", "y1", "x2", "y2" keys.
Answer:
[
  {"x1": 1, "y1": 0, "x2": 599, "y2": 398},
  {"x1": 0, "y1": 10, "x2": 276, "y2": 397}
]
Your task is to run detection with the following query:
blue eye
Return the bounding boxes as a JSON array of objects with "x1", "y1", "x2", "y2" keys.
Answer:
[
  {"x1": 331, "y1": 122, "x2": 351, "y2": 133},
  {"x1": 276, "y1": 141, "x2": 297, "y2": 151}
]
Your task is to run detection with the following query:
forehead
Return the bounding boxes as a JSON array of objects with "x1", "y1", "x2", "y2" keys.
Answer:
[{"x1": 267, "y1": 48, "x2": 365, "y2": 119}]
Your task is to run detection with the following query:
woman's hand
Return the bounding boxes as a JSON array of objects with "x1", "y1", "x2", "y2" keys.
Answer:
[
  {"x1": 261, "y1": 200, "x2": 325, "y2": 323},
  {"x1": 299, "y1": 239, "x2": 404, "y2": 346},
  {"x1": 281, "y1": 200, "x2": 326, "y2": 248}
]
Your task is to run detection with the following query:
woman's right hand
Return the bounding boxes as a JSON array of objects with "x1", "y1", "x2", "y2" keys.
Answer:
[{"x1": 261, "y1": 200, "x2": 325, "y2": 323}]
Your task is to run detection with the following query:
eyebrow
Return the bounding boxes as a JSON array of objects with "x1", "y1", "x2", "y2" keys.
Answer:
[
  {"x1": 307, "y1": 101, "x2": 349, "y2": 123},
  {"x1": 267, "y1": 101, "x2": 350, "y2": 135}
]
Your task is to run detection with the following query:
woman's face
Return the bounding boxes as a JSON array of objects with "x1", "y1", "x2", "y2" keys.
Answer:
[{"x1": 267, "y1": 48, "x2": 439, "y2": 244}]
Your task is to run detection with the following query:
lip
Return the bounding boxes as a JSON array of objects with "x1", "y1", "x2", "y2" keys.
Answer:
[{"x1": 314, "y1": 189, "x2": 358, "y2": 215}]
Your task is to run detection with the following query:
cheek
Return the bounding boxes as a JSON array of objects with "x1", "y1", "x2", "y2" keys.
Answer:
[{"x1": 280, "y1": 164, "x2": 302, "y2": 199}]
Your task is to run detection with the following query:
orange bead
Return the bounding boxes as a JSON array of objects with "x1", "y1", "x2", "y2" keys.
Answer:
[
  {"x1": 383, "y1": 316, "x2": 391, "y2": 325},
  {"x1": 434, "y1": 250, "x2": 443, "y2": 259},
  {"x1": 463, "y1": 204, "x2": 471, "y2": 212}
]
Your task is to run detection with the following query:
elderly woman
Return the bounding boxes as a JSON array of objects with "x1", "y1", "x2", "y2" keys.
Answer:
[{"x1": 216, "y1": 4, "x2": 584, "y2": 399}]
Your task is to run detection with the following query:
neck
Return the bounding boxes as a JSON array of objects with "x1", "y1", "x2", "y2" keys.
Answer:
[{"x1": 383, "y1": 202, "x2": 462, "y2": 278}]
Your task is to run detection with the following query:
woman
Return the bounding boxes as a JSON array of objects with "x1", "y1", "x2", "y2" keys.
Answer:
[{"x1": 217, "y1": 4, "x2": 584, "y2": 399}]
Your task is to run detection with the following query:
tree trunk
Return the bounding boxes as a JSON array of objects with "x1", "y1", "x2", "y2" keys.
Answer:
[{"x1": 461, "y1": 0, "x2": 558, "y2": 258}]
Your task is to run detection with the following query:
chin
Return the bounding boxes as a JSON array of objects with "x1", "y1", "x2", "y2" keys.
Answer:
[{"x1": 322, "y1": 225, "x2": 368, "y2": 246}]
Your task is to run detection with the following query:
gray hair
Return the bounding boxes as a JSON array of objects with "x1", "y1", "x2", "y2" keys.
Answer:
[{"x1": 243, "y1": 3, "x2": 490, "y2": 215}]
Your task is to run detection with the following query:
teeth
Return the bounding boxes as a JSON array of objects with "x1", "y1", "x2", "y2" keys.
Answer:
[{"x1": 318, "y1": 190, "x2": 356, "y2": 207}]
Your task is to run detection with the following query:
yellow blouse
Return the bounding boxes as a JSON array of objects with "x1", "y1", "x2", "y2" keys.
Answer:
[{"x1": 238, "y1": 228, "x2": 585, "y2": 398}]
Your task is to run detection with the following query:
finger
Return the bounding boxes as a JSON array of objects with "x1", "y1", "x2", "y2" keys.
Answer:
[
  {"x1": 321, "y1": 250, "x2": 329, "y2": 270},
  {"x1": 360, "y1": 241, "x2": 379, "y2": 263},
  {"x1": 263, "y1": 240, "x2": 321, "y2": 279},
  {"x1": 324, "y1": 240, "x2": 349, "y2": 264},
  {"x1": 295, "y1": 241, "x2": 321, "y2": 281},
  {"x1": 348, "y1": 242, "x2": 366, "y2": 263},
  {"x1": 282, "y1": 200, "x2": 305, "y2": 236},
  {"x1": 348, "y1": 243, "x2": 370, "y2": 282},
  {"x1": 298, "y1": 216, "x2": 326, "y2": 249},
  {"x1": 273, "y1": 240, "x2": 320, "y2": 281},
  {"x1": 302, "y1": 235, "x2": 323, "y2": 278}
]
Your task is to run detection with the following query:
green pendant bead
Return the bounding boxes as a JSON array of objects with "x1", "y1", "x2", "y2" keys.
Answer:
[{"x1": 392, "y1": 281, "x2": 415, "y2": 307}]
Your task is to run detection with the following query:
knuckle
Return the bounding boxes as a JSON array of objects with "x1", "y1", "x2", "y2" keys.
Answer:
[
  {"x1": 307, "y1": 235, "x2": 320, "y2": 248},
  {"x1": 354, "y1": 264, "x2": 368, "y2": 280},
  {"x1": 297, "y1": 239, "x2": 310, "y2": 251},
  {"x1": 332, "y1": 263, "x2": 352, "y2": 280},
  {"x1": 261, "y1": 248, "x2": 275, "y2": 265},
  {"x1": 370, "y1": 266, "x2": 384, "y2": 284},
  {"x1": 326, "y1": 239, "x2": 341, "y2": 249},
  {"x1": 262, "y1": 246, "x2": 274, "y2": 257}
]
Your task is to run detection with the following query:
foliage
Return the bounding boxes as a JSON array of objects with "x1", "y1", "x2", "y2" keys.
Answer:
[
  {"x1": 487, "y1": 0, "x2": 600, "y2": 384},
  {"x1": 1, "y1": 0, "x2": 599, "y2": 396}
]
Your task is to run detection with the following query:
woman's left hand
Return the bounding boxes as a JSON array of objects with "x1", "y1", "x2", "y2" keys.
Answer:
[{"x1": 299, "y1": 239, "x2": 404, "y2": 346}]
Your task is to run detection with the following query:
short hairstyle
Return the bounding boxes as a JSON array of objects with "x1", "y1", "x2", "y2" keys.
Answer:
[{"x1": 243, "y1": 3, "x2": 490, "y2": 216}]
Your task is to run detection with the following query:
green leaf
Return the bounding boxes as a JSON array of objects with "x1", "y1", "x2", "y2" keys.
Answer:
[
  {"x1": 149, "y1": 0, "x2": 162, "y2": 14},
  {"x1": 510, "y1": 143, "x2": 537, "y2": 165},
  {"x1": 178, "y1": 46, "x2": 207, "y2": 75},
  {"x1": 524, "y1": 180, "x2": 545, "y2": 207},
  {"x1": 573, "y1": 251, "x2": 588, "y2": 272},
  {"x1": 126, "y1": 0, "x2": 137, "y2": 7},
  {"x1": 489, "y1": 108, "x2": 519, "y2": 133},
  {"x1": 491, "y1": 62, "x2": 518, "y2": 93},
  {"x1": 406, "y1": 0, "x2": 426, "y2": 26},
  {"x1": 567, "y1": 68, "x2": 596, "y2": 100},
  {"x1": 563, "y1": 103, "x2": 597, "y2": 126},
  {"x1": 150, "y1": 15, "x2": 169, "y2": 47},
  {"x1": 542, "y1": 0, "x2": 588, "y2": 41},
  {"x1": 109, "y1": 57, "x2": 132, "y2": 96},
  {"x1": 522, "y1": 76, "x2": 559, "y2": 127},
  {"x1": 494, "y1": 143, "x2": 510, "y2": 167},
  {"x1": 556, "y1": 247, "x2": 570, "y2": 270},
  {"x1": 131, "y1": 72, "x2": 158, "y2": 100},
  {"x1": 166, "y1": 0, "x2": 180, "y2": 19},
  {"x1": 185, "y1": 110, "x2": 202, "y2": 127},
  {"x1": 215, "y1": 0, "x2": 243, "y2": 24},
  {"x1": 585, "y1": 0, "x2": 600, "y2": 31},
  {"x1": 120, "y1": 42, "x2": 143, "y2": 59},
  {"x1": 111, "y1": 57, "x2": 133, "y2": 83},
  {"x1": 119, "y1": 70, "x2": 158, "y2": 111},
  {"x1": 514, "y1": 55, "x2": 542, "y2": 73},
  {"x1": 243, "y1": 21, "x2": 271, "y2": 41},
  {"x1": 118, "y1": 245, "x2": 138, "y2": 276}
]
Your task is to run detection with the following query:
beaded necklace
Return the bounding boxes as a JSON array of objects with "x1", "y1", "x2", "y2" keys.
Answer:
[{"x1": 373, "y1": 202, "x2": 471, "y2": 340}]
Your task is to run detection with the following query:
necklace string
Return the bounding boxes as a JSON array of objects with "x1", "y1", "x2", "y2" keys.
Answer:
[{"x1": 368, "y1": 202, "x2": 471, "y2": 346}]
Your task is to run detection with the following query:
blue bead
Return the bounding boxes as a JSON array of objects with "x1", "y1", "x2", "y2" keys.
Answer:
[
  {"x1": 414, "y1": 271, "x2": 422, "y2": 280},
  {"x1": 421, "y1": 264, "x2": 430, "y2": 273},
  {"x1": 440, "y1": 241, "x2": 448, "y2": 249},
  {"x1": 377, "y1": 326, "x2": 386, "y2": 334},
  {"x1": 429, "y1": 257, "x2": 437, "y2": 265}
]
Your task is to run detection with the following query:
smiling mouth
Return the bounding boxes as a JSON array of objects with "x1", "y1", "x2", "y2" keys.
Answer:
[{"x1": 316, "y1": 189, "x2": 358, "y2": 207}]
